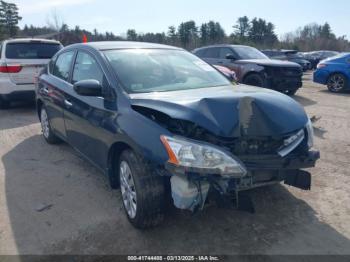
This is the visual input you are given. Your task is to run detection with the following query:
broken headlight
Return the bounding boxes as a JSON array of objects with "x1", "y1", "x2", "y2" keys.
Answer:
[
  {"x1": 306, "y1": 118, "x2": 314, "y2": 148},
  {"x1": 160, "y1": 135, "x2": 247, "y2": 177}
]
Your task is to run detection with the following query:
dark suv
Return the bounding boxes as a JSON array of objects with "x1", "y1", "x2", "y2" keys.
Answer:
[
  {"x1": 193, "y1": 45, "x2": 303, "y2": 95},
  {"x1": 36, "y1": 42, "x2": 319, "y2": 229},
  {"x1": 262, "y1": 50, "x2": 311, "y2": 71}
]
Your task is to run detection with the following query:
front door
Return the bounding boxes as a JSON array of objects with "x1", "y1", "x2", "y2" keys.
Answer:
[
  {"x1": 63, "y1": 51, "x2": 114, "y2": 169},
  {"x1": 218, "y1": 47, "x2": 240, "y2": 73}
]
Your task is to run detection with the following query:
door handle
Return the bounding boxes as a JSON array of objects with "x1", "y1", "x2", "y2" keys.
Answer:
[
  {"x1": 217, "y1": 61, "x2": 223, "y2": 64},
  {"x1": 64, "y1": 99, "x2": 73, "y2": 107},
  {"x1": 43, "y1": 87, "x2": 49, "y2": 94}
]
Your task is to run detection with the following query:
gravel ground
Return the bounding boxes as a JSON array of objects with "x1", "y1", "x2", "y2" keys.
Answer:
[{"x1": 0, "y1": 73, "x2": 350, "y2": 255}]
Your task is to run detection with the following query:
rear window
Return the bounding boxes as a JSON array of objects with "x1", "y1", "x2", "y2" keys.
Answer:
[{"x1": 5, "y1": 42, "x2": 61, "y2": 59}]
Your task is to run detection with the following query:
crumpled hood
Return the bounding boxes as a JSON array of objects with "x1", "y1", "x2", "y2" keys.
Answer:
[
  {"x1": 236, "y1": 59, "x2": 301, "y2": 68},
  {"x1": 130, "y1": 85, "x2": 308, "y2": 138}
]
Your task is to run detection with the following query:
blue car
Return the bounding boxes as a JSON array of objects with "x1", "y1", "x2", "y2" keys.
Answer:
[
  {"x1": 313, "y1": 53, "x2": 350, "y2": 92},
  {"x1": 36, "y1": 41, "x2": 319, "y2": 228}
]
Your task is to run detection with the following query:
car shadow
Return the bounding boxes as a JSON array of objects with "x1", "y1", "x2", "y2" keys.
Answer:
[
  {"x1": 313, "y1": 126, "x2": 327, "y2": 139},
  {"x1": 3, "y1": 135, "x2": 350, "y2": 255},
  {"x1": 293, "y1": 95, "x2": 317, "y2": 107},
  {"x1": 319, "y1": 89, "x2": 350, "y2": 96},
  {"x1": 0, "y1": 102, "x2": 37, "y2": 130}
]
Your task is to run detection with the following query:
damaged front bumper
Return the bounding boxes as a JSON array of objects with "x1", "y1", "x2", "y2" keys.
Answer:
[{"x1": 167, "y1": 149, "x2": 320, "y2": 212}]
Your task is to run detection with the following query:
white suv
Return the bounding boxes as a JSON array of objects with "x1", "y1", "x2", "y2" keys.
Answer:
[{"x1": 0, "y1": 38, "x2": 62, "y2": 108}]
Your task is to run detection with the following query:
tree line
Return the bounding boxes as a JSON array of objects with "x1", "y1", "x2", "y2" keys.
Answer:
[{"x1": 0, "y1": 0, "x2": 349, "y2": 52}]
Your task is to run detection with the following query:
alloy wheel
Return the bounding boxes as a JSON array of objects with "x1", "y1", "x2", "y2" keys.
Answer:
[
  {"x1": 120, "y1": 160, "x2": 137, "y2": 219},
  {"x1": 328, "y1": 74, "x2": 345, "y2": 91},
  {"x1": 40, "y1": 108, "x2": 50, "y2": 139}
]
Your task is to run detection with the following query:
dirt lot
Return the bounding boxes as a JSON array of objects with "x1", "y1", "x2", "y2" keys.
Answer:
[{"x1": 0, "y1": 73, "x2": 350, "y2": 255}]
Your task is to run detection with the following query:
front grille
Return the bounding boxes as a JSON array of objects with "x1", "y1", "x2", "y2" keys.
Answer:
[
  {"x1": 281, "y1": 67, "x2": 303, "y2": 77},
  {"x1": 221, "y1": 137, "x2": 285, "y2": 155},
  {"x1": 203, "y1": 131, "x2": 308, "y2": 156},
  {"x1": 265, "y1": 66, "x2": 302, "y2": 78}
]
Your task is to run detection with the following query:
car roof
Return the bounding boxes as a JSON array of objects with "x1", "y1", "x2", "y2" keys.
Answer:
[
  {"x1": 194, "y1": 44, "x2": 251, "y2": 51},
  {"x1": 3, "y1": 38, "x2": 61, "y2": 44},
  {"x1": 68, "y1": 41, "x2": 183, "y2": 51}
]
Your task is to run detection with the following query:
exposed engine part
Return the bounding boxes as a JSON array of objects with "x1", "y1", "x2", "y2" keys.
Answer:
[
  {"x1": 133, "y1": 105, "x2": 309, "y2": 157},
  {"x1": 170, "y1": 175, "x2": 210, "y2": 211}
]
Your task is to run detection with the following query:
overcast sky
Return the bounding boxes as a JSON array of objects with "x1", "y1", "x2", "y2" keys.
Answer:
[{"x1": 11, "y1": 0, "x2": 349, "y2": 38}]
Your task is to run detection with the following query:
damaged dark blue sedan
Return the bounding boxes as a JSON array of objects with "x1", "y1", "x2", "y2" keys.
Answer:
[{"x1": 35, "y1": 42, "x2": 320, "y2": 228}]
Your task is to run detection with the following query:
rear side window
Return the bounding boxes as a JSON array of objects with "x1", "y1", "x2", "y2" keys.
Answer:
[
  {"x1": 194, "y1": 49, "x2": 206, "y2": 57},
  {"x1": 72, "y1": 52, "x2": 104, "y2": 84},
  {"x1": 52, "y1": 51, "x2": 75, "y2": 82},
  {"x1": 202, "y1": 48, "x2": 220, "y2": 58},
  {"x1": 5, "y1": 43, "x2": 61, "y2": 59}
]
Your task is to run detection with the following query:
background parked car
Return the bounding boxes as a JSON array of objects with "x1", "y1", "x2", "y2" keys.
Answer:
[
  {"x1": 0, "y1": 38, "x2": 63, "y2": 108},
  {"x1": 262, "y1": 50, "x2": 311, "y2": 71},
  {"x1": 304, "y1": 50, "x2": 340, "y2": 69},
  {"x1": 193, "y1": 44, "x2": 303, "y2": 95},
  {"x1": 313, "y1": 53, "x2": 350, "y2": 92}
]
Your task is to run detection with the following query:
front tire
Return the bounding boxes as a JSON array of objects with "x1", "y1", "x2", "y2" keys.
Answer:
[
  {"x1": 243, "y1": 74, "x2": 265, "y2": 87},
  {"x1": 0, "y1": 98, "x2": 10, "y2": 109},
  {"x1": 119, "y1": 149, "x2": 165, "y2": 229},
  {"x1": 327, "y1": 73, "x2": 347, "y2": 93},
  {"x1": 40, "y1": 106, "x2": 61, "y2": 144},
  {"x1": 283, "y1": 89, "x2": 298, "y2": 96}
]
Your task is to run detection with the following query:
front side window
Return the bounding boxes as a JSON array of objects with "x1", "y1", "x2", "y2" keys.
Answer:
[
  {"x1": 52, "y1": 51, "x2": 75, "y2": 82},
  {"x1": 72, "y1": 52, "x2": 104, "y2": 84},
  {"x1": 104, "y1": 49, "x2": 230, "y2": 94},
  {"x1": 5, "y1": 43, "x2": 62, "y2": 59},
  {"x1": 219, "y1": 48, "x2": 235, "y2": 59}
]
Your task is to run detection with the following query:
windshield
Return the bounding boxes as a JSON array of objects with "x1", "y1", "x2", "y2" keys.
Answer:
[
  {"x1": 234, "y1": 46, "x2": 269, "y2": 60},
  {"x1": 104, "y1": 49, "x2": 230, "y2": 93},
  {"x1": 5, "y1": 43, "x2": 62, "y2": 59}
]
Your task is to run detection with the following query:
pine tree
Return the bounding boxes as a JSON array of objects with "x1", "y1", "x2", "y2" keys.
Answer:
[{"x1": 0, "y1": 1, "x2": 22, "y2": 38}]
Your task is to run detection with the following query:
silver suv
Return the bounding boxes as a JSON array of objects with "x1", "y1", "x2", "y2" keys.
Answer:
[{"x1": 0, "y1": 38, "x2": 62, "y2": 108}]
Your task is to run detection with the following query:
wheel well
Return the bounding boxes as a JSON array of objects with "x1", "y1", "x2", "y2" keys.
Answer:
[
  {"x1": 242, "y1": 71, "x2": 264, "y2": 83},
  {"x1": 107, "y1": 142, "x2": 132, "y2": 188},
  {"x1": 36, "y1": 99, "x2": 43, "y2": 120}
]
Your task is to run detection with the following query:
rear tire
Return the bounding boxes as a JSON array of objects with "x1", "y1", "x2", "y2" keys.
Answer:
[
  {"x1": 327, "y1": 73, "x2": 347, "y2": 93},
  {"x1": 40, "y1": 106, "x2": 61, "y2": 144},
  {"x1": 243, "y1": 74, "x2": 265, "y2": 87},
  {"x1": 119, "y1": 149, "x2": 165, "y2": 229}
]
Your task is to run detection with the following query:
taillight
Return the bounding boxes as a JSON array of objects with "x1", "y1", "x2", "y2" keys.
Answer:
[
  {"x1": 317, "y1": 63, "x2": 327, "y2": 69},
  {"x1": 0, "y1": 64, "x2": 22, "y2": 73}
]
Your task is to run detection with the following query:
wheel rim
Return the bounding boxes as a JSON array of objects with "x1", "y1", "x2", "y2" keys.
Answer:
[
  {"x1": 329, "y1": 75, "x2": 345, "y2": 91},
  {"x1": 40, "y1": 109, "x2": 50, "y2": 139},
  {"x1": 120, "y1": 161, "x2": 137, "y2": 219}
]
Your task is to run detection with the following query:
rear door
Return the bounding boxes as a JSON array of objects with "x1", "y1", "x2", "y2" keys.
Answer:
[
  {"x1": 40, "y1": 50, "x2": 76, "y2": 139},
  {"x1": 4, "y1": 41, "x2": 61, "y2": 85}
]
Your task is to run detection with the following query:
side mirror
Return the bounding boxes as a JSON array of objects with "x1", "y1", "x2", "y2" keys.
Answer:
[
  {"x1": 226, "y1": 54, "x2": 236, "y2": 60},
  {"x1": 73, "y1": 79, "x2": 102, "y2": 97}
]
